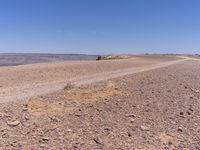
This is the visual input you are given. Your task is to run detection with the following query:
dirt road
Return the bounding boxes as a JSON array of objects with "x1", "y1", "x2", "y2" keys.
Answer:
[
  {"x1": 0, "y1": 56, "x2": 200, "y2": 149},
  {"x1": 0, "y1": 56, "x2": 187, "y2": 103}
]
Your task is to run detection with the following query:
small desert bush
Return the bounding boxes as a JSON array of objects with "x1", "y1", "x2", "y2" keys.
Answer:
[
  {"x1": 96, "y1": 55, "x2": 131, "y2": 61},
  {"x1": 64, "y1": 82, "x2": 74, "y2": 90}
]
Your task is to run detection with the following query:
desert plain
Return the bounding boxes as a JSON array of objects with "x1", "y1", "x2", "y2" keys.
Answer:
[{"x1": 0, "y1": 54, "x2": 200, "y2": 150}]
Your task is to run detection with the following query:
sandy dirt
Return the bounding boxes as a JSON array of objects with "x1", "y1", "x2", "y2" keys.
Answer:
[
  {"x1": 0, "y1": 55, "x2": 199, "y2": 149},
  {"x1": 0, "y1": 56, "x2": 183, "y2": 103}
]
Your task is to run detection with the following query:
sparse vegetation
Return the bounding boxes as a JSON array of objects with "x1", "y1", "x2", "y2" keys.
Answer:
[
  {"x1": 96, "y1": 55, "x2": 132, "y2": 60},
  {"x1": 1, "y1": 55, "x2": 200, "y2": 149},
  {"x1": 64, "y1": 82, "x2": 74, "y2": 90}
]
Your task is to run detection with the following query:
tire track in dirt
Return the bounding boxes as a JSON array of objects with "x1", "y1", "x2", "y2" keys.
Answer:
[{"x1": 0, "y1": 58, "x2": 189, "y2": 103}]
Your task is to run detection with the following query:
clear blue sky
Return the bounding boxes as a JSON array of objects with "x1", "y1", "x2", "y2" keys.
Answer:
[{"x1": 0, "y1": 0, "x2": 200, "y2": 54}]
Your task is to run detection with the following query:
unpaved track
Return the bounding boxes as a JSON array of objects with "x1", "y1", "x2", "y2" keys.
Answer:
[
  {"x1": 1, "y1": 56, "x2": 200, "y2": 149},
  {"x1": 0, "y1": 57, "x2": 188, "y2": 103}
]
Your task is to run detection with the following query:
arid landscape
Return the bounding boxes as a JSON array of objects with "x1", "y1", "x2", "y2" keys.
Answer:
[
  {"x1": 1, "y1": 0, "x2": 200, "y2": 149},
  {"x1": 0, "y1": 53, "x2": 98, "y2": 66},
  {"x1": 0, "y1": 54, "x2": 200, "y2": 149}
]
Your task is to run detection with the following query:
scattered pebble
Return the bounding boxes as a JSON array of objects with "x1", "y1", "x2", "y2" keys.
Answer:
[
  {"x1": 189, "y1": 108, "x2": 193, "y2": 112},
  {"x1": 140, "y1": 125, "x2": 149, "y2": 131},
  {"x1": 186, "y1": 111, "x2": 191, "y2": 115},
  {"x1": 42, "y1": 137, "x2": 49, "y2": 142},
  {"x1": 125, "y1": 114, "x2": 135, "y2": 118},
  {"x1": 22, "y1": 107, "x2": 28, "y2": 111},
  {"x1": 130, "y1": 118, "x2": 135, "y2": 123},
  {"x1": 180, "y1": 112, "x2": 184, "y2": 115},
  {"x1": 40, "y1": 144, "x2": 45, "y2": 148},
  {"x1": 93, "y1": 137, "x2": 104, "y2": 145},
  {"x1": 7, "y1": 120, "x2": 20, "y2": 127},
  {"x1": 178, "y1": 127, "x2": 183, "y2": 132},
  {"x1": 128, "y1": 132, "x2": 132, "y2": 137},
  {"x1": 24, "y1": 115, "x2": 29, "y2": 120}
]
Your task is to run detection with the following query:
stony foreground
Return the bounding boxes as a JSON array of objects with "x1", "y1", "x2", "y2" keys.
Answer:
[{"x1": 0, "y1": 59, "x2": 200, "y2": 149}]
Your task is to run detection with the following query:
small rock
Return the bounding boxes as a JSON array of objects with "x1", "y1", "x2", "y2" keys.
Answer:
[
  {"x1": 186, "y1": 111, "x2": 191, "y2": 115},
  {"x1": 24, "y1": 115, "x2": 29, "y2": 120},
  {"x1": 193, "y1": 89, "x2": 200, "y2": 93},
  {"x1": 190, "y1": 95, "x2": 194, "y2": 99},
  {"x1": 189, "y1": 108, "x2": 193, "y2": 112},
  {"x1": 104, "y1": 127, "x2": 111, "y2": 131},
  {"x1": 93, "y1": 137, "x2": 104, "y2": 145},
  {"x1": 125, "y1": 114, "x2": 135, "y2": 118},
  {"x1": 97, "y1": 108, "x2": 102, "y2": 112},
  {"x1": 7, "y1": 120, "x2": 20, "y2": 127},
  {"x1": 168, "y1": 141, "x2": 173, "y2": 145},
  {"x1": 75, "y1": 114, "x2": 81, "y2": 117},
  {"x1": 22, "y1": 107, "x2": 28, "y2": 111},
  {"x1": 163, "y1": 145, "x2": 169, "y2": 150},
  {"x1": 42, "y1": 137, "x2": 49, "y2": 142},
  {"x1": 130, "y1": 118, "x2": 135, "y2": 123},
  {"x1": 140, "y1": 125, "x2": 149, "y2": 131},
  {"x1": 180, "y1": 112, "x2": 184, "y2": 115},
  {"x1": 178, "y1": 143, "x2": 185, "y2": 148},
  {"x1": 67, "y1": 128, "x2": 72, "y2": 132},
  {"x1": 178, "y1": 127, "x2": 183, "y2": 132},
  {"x1": 40, "y1": 144, "x2": 45, "y2": 148},
  {"x1": 128, "y1": 132, "x2": 131, "y2": 137}
]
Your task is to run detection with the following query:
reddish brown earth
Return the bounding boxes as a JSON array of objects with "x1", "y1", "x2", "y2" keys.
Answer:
[
  {"x1": 0, "y1": 55, "x2": 199, "y2": 149},
  {"x1": 0, "y1": 55, "x2": 180, "y2": 103}
]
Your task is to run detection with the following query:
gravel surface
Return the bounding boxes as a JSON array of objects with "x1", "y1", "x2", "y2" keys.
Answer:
[
  {"x1": 0, "y1": 56, "x2": 180, "y2": 103},
  {"x1": 0, "y1": 56, "x2": 199, "y2": 149}
]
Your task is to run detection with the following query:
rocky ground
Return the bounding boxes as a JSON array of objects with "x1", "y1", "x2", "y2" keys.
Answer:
[
  {"x1": 0, "y1": 57, "x2": 199, "y2": 149},
  {"x1": 0, "y1": 55, "x2": 178, "y2": 103}
]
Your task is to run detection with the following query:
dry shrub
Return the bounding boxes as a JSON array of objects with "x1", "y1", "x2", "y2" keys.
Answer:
[{"x1": 64, "y1": 82, "x2": 74, "y2": 90}]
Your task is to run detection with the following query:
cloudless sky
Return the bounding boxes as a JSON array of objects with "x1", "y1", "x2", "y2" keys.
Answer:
[{"x1": 0, "y1": 0, "x2": 200, "y2": 54}]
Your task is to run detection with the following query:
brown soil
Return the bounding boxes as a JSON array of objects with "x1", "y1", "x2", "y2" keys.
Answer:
[
  {"x1": 0, "y1": 55, "x2": 183, "y2": 103},
  {"x1": 0, "y1": 55, "x2": 199, "y2": 149}
]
